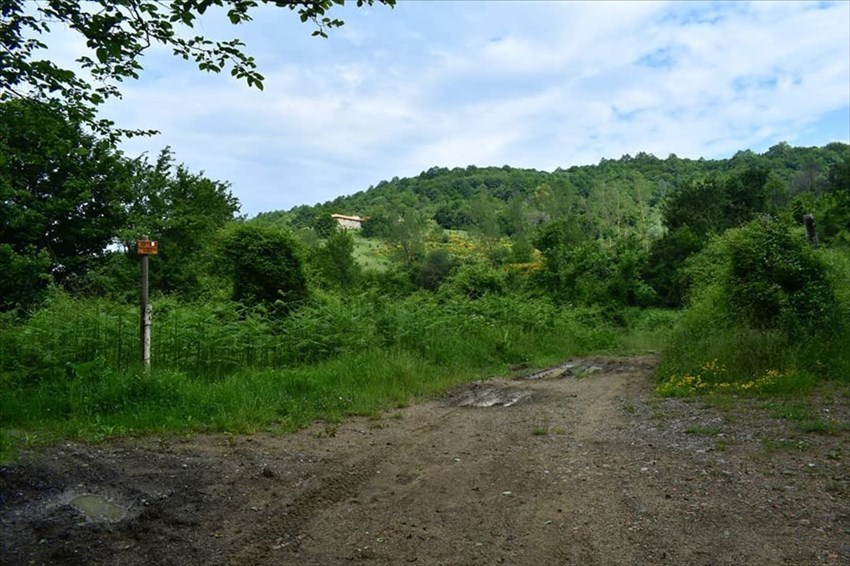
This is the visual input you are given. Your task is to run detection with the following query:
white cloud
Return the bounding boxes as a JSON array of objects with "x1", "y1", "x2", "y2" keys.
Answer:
[{"x1": 64, "y1": 0, "x2": 847, "y2": 214}]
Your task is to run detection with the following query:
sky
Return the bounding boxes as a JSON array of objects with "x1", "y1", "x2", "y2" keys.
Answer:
[{"x1": 74, "y1": 1, "x2": 850, "y2": 216}]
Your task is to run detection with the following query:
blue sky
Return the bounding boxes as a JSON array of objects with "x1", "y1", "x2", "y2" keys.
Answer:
[{"x1": 75, "y1": 1, "x2": 850, "y2": 216}]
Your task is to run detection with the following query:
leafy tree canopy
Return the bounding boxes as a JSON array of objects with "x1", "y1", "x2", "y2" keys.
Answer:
[
  {"x1": 0, "y1": 98, "x2": 241, "y2": 307},
  {"x1": 121, "y1": 147, "x2": 241, "y2": 295},
  {"x1": 265, "y1": 144, "x2": 847, "y2": 246},
  {"x1": 1, "y1": 0, "x2": 395, "y2": 137},
  {"x1": 313, "y1": 228, "x2": 360, "y2": 290},
  {"x1": 0, "y1": 98, "x2": 132, "y2": 284}
]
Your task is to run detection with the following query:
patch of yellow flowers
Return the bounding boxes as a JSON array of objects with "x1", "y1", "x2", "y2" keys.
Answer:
[{"x1": 658, "y1": 361, "x2": 783, "y2": 397}]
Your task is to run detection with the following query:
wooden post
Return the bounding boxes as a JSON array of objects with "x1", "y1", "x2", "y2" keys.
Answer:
[{"x1": 139, "y1": 235, "x2": 152, "y2": 371}]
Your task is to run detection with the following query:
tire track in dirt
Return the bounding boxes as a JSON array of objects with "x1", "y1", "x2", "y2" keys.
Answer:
[
  {"x1": 227, "y1": 398, "x2": 490, "y2": 564},
  {"x1": 276, "y1": 357, "x2": 657, "y2": 565},
  {"x1": 519, "y1": 364, "x2": 645, "y2": 565},
  {"x1": 228, "y1": 456, "x2": 380, "y2": 564}
]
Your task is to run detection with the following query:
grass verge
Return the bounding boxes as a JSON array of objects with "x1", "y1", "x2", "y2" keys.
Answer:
[{"x1": 1, "y1": 293, "x2": 661, "y2": 462}]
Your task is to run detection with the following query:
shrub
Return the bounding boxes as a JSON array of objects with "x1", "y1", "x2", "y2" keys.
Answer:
[
  {"x1": 719, "y1": 217, "x2": 837, "y2": 335},
  {"x1": 0, "y1": 244, "x2": 52, "y2": 312},
  {"x1": 643, "y1": 226, "x2": 703, "y2": 308},
  {"x1": 657, "y1": 216, "x2": 849, "y2": 392},
  {"x1": 216, "y1": 222, "x2": 307, "y2": 313},
  {"x1": 532, "y1": 235, "x2": 652, "y2": 308},
  {"x1": 442, "y1": 262, "x2": 506, "y2": 299},
  {"x1": 510, "y1": 236, "x2": 535, "y2": 263},
  {"x1": 416, "y1": 249, "x2": 455, "y2": 291}
]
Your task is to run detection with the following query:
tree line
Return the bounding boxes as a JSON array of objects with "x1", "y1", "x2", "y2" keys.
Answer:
[{"x1": 256, "y1": 141, "x2": 849, "y2": 309}]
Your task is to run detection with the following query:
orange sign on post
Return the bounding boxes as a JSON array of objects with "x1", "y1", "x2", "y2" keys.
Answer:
[{"x1": 137, "y1": 240, "x2": 158, "y2": 255}]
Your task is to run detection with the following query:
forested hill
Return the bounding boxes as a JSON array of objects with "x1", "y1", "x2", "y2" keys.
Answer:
[{"x1": 256, "y1": 142, "x2": 848, "y2": 234}]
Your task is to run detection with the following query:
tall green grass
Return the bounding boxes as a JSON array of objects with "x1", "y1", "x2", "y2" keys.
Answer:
[{"x1": 1, "y1": 289, "x2": 663, "y2": 459}]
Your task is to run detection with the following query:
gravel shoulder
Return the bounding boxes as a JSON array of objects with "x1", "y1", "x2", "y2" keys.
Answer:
[{"x1": 2, "y1": 355, "x2": 848, "y2": 565}]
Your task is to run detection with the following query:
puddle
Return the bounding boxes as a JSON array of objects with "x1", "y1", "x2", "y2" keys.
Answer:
[
  {"x1": 455, "y1": 388, "x2": 532, "y2": 408},
  {"x1": 69, "y1": 494, "x2": 127, "y2": 522}
]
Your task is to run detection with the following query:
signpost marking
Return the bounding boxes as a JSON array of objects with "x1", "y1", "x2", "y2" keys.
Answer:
[{"x1": 137, "y1": 237, "x2": 156, "y2": 371}]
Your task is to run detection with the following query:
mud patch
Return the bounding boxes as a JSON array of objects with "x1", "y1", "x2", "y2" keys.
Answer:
[
  {"x1": 522, "y1": 357, "x2": 650, "y2": 380},
  {"x1": 448, "y1": 384, "x2": 532, "y2": 408}
]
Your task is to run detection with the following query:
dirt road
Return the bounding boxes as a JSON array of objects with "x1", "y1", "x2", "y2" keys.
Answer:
[{"x1": 2, "y1": 356, "x2": 848, "y2": 565}]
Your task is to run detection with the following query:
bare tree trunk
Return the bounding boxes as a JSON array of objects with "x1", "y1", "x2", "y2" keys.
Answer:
[{"x1": 803, "y1": 214, "x2": 818, "y2": 246}]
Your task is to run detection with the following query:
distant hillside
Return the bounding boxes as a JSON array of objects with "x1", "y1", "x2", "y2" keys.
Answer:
[{"x1": 255, "y1": 142, "x2": 849, "y2": 237}]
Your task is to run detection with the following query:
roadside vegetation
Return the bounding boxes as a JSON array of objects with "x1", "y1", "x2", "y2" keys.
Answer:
[
  {"x1": 2, "y1": 95, "x2": 848, "y2": 461},
  {"x1": 0, "y1": 292, "x2": 655, "y2": 449}
]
